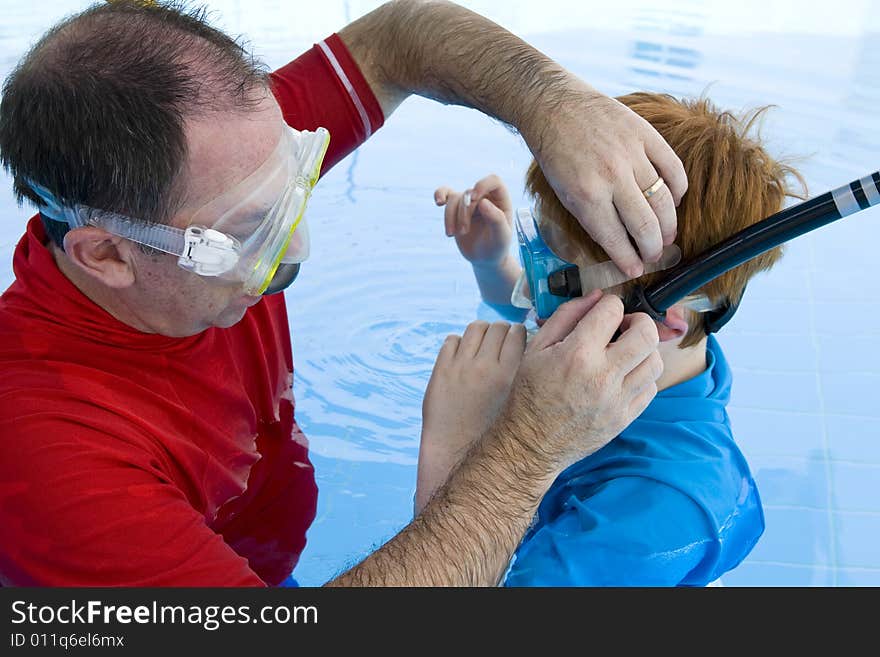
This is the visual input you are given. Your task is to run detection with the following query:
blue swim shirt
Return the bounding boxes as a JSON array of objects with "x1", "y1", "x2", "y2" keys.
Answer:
[{"x1": 503, "y1": 335, "x2": 764, "y2": 587}]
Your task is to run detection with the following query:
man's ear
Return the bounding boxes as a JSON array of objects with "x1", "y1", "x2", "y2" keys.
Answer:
[
  {"x1": 657, "y1": 304, "x2": 689, "y2": 343},
  {"x1": 62, "y1": 227, "x2": 136, "y2": 288}
]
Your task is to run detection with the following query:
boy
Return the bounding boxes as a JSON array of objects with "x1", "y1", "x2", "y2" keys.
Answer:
[{"x1": 420, "y1": 92, "x2": 806, "y2": 585}]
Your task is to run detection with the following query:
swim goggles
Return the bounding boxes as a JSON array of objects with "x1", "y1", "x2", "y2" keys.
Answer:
[
  {"x1": 29, "y1": 124, "x2": 330, "y2": 296},
  {"x1": 511, "y1": 206, "x2": 719, "y2": 319}
]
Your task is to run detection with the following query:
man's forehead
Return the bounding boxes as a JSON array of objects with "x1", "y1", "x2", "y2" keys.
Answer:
[{"x1": 182, "y1": 93, "x2": 284, "y2": 208}]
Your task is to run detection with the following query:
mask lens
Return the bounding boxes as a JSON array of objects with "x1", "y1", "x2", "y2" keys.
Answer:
[{"x1": 262, "y1": 262, "x2": 301, "y2": 295}]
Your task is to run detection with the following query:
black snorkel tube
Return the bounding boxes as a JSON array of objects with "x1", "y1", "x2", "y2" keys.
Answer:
[{"x1": 623, "y1": 171, "x2": 880, "y2": 333}]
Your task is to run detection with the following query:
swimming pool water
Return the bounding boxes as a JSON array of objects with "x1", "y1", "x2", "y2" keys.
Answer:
[{"x1": 2, "y1": 0, "x2": 879, "y2": 586}]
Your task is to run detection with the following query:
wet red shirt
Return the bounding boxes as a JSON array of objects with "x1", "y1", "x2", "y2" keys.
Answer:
[{"x1": 0, "y1": 34, "x2": 384, "y2": 586}]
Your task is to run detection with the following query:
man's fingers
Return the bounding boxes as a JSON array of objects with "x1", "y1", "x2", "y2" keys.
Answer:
[
  {"x1": 499, "y1": 322, "x2": 526, "y2": 366},
  {"x1": 615, "y1": 178, "x2": 664, "y2": 265},
  {"x1": 477, "y1": 321, "x2": 513, "y2": 361},
  {"x1": 648, "y1": 182, "x2": 678, "y2": 247},
  {"x1": 621, "y1": 349, "x2": 663, "y2": 395},
  {"x1": 458, "y1": 320, "x2": 490, "y2": 358},
  {"x1": 643, "y1": 127, "x2": 688, "y2": 206},
  {"x1": 583, "y1": 199, "x2": 644, "y2": 279},
  {"x1": 606, "y1": 313, "x2": 660, "y2": 374},
  {"x1": 529, "y1": 289, "x2": 604, "y2": 351},
  {"x1": 628, "y1": 382, "x2": 658, "y2": 419},
  {"x1": 568, "y1": 293, "x2": 626, "y2": 351},
  {"x1": 634, "y1": 154, "x2": 677, "y2": 247}
]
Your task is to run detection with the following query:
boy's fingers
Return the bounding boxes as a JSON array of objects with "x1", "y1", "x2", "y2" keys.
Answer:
[
  {"x1": 477, "y1": 321, "x2": 512, "y2": 362},
  {"x1": 471, "y1": 174, "x2": 503, "y2": 198},
  {"x1": 460, "y1": 189, "x2": 474, "y2": 234},
  {"x1": 458, "y1": 320, "x2": 490, "y2": 358},
  {"x1": 435, "y1": 334, "x2": 461, "y2": 368},
  {"x1": 478, "y1": 198, "x2": 508, "y2": 225},
  {"x1": 444, "y1": 196, "x2": 461, "y2": 237},
  {"x1": 528, "y1": 289, "x2": 604, "y2": 351},
  {"x1": 435, "y1": 187, "x2": 451, "y2": 205},
  {"x1": 500, "y1": 323, "x2": 527, "y2": 366}
]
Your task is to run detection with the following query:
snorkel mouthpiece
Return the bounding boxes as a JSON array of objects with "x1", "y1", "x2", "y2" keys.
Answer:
[{"x1": 622, "y1": 285, "x2": 667, "y2": 323}]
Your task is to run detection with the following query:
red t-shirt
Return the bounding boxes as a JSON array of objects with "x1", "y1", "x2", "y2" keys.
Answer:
[{"x1": 0, "y1": 34, "x2": 384, "y2": 586}]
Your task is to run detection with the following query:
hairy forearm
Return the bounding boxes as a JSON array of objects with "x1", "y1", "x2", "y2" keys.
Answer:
[
  {"x1": 326, "y1": 412, "x2": 556, "y2": 586},
  {"x1": 338, "y1": 0, "x2": 591, "y2": 146}
]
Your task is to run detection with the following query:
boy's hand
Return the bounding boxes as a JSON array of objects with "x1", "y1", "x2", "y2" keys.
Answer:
[
  {"x1": 416, "y1": 320, "x2": 527, "y2": 515},
  {"x1": 435, "y1": 174, "x2": 514, "y2": 267}
]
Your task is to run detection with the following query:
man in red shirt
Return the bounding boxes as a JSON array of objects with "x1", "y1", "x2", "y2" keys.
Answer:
[{"x1": 0, "y1": 0, "x2": 676, "y2": 586}]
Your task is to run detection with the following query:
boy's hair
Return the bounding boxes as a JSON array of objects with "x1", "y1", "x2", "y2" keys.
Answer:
[
  {"x1": 526, "y1": 91, "x2": 807, "y2": 348},
  {"x1": 0, "y1": 0, "x2": 269, "y2": 251}
]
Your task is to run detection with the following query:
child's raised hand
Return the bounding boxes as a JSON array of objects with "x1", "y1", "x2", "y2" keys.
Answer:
[{"x1": 434, "y1": 174, "x2": 513, "y2": 267}]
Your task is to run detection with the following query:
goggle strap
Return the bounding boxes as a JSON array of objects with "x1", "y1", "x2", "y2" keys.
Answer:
[
  {"x1": 81, "y1": 208, "x2": 185, "y2": 256},
  {"x1": 576, "y1": 244, "x2": 682, "y2": 293}
]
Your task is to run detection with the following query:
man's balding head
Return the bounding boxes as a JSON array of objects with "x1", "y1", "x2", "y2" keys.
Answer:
[{"x1": 0, "y1": 0, "x2": 269, "y2": 248}]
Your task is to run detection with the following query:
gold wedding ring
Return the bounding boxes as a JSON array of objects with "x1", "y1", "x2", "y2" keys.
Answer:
[{"x1": 642, "y1": 177, "x2": 665, "y2": 199}]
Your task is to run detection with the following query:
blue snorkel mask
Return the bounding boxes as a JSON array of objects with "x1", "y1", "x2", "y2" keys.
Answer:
[
  {"x1": 512, "y1": 207, "x2": 579, "y2": 320},
  {"x1": 512, "y1": 206, "x2": 686, "y2": 321}
]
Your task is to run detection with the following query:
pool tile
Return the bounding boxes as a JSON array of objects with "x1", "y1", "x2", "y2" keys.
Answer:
[
  {"x1": 728, "y1": 408, "x2": 825, "y2": 459},
  {"x1": 829, "y1": 462, "x2": 880, "y2": 513},
  {"x1": 834, "y1": 511, "x2": 880, "y2": 569},
  {"x1": 825, "y1": 414, "x2": 880, "y2": 463},
  {"x1": 720, "y1": 332, "x2": 816, "y2": 372},
  {"x1": 728, "y1": 369, "x2": 822, "y2": 413},
  {"x1": 835, "y1": 568, "x2": 880, "y2": 586},
  {"x1": 819, "y1": 372, "x2": 880, "y2": 417},
  {"x1": 812, "y1": 301, "x2": 880, "y2": 336},
  {"x1": 817, "y1": 335, "x2": 880, "y2": 373},
  {"x1": 723, "y1": 562, "x2": 835, "y2": 587},
  {"x1": 749, "y1": 456, "x2": 830, "y2": 509},
  {"x1": 747, "y1": 507, "x2": 832, "y2": 567}
]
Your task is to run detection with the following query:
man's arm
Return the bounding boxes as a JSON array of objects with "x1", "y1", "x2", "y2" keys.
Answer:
[
  {"x1": 327, "y1": 292, "x2": 663, "y2": 586},
  {"x1": 337, "y1": 0, "x2": 688, "y2": 279},
  {"x1": 329, "y1": 411, "x2": 555, "y2": 586}
]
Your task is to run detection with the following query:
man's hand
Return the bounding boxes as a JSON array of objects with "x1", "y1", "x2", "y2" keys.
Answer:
[
  {"x1": 329, "y1": 288, "x2": 662, "y2": 586},
  {"x1": 497, "y1": 289, "x2": 662, "y2": 473},
  {"x1": 340, "y1": 0, "x2": 688, "y2": 281},
  {"x1": 526, "y1": 83, "x2": 687, "y2": 278}
]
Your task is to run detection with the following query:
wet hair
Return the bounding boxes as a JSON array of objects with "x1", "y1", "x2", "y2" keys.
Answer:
[
  {"x1": 0, "y1": 0, "x2": 270, "y2": 250},
  {"x1": 526, "y1": 91, "x2": 808, "y2": 348}
]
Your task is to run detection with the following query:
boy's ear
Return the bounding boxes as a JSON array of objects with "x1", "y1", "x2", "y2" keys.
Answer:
[{"x1": 657, "y1": 304, "x2": 689, "y2": 343}]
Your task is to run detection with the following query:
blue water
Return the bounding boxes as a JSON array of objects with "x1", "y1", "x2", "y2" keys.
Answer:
[{"x1": 2, "y1": 0, "x2": 879, "y2": 587}]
